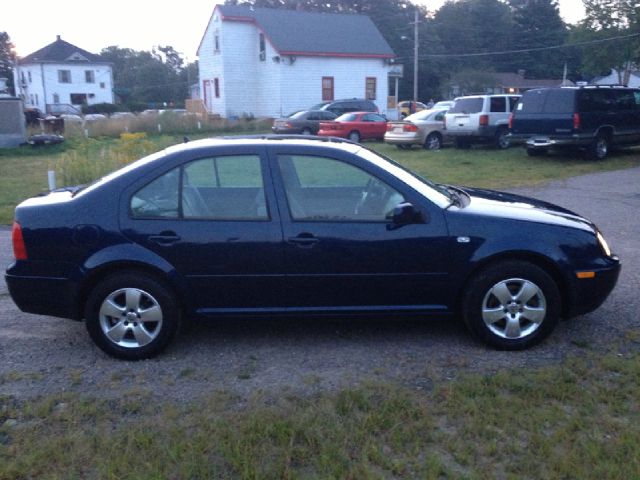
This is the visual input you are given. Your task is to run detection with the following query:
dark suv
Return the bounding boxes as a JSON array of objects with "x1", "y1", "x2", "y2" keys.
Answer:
[
  {"x1": 311, "y1": 98, "x2": 379, "y2": 115},
  {"x1": 510, "y1": 86, "x2": 640, "y2": 159}
]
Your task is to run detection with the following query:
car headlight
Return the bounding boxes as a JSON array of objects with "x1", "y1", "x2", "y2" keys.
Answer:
[{"x1": 596, "y1": 230, "x2": 612, "y2": 257}]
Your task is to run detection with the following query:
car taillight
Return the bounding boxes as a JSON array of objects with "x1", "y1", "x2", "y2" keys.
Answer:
[
  {"x1": 386, "y1": 123, "x2": 394, "y2": 131},
  {"x1": 479, "y1": 114, "x2": 489, "y2": 126},
  {"x1": 403, "y1": 124, "x2": 418, "y2": 132},
  {"x1": 573, "y1": 113, "x2": 581, "y2": 130},
  {"x1": 12, "y1": 222, "x2": 27, "y2": 260},
  {"x1": 508, "y1": 113, "x2": 513, "y2": 130}
]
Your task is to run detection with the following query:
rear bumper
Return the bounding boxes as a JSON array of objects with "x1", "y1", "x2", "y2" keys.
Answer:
[
  {"x1": 446, "y1": 125, "x2": 498, "y2": 140},
  {"x1": 510, "y1": 134, "x2": 592, "y2": 149},
  {"x1": 566, "y1": 260, "x2": 621, "y2": 317},
  {"x1": 5, "y1": 273, "x2": 81, "y2": 320}
]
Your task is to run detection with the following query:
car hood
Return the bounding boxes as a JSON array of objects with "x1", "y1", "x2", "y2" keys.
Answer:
[{"x1": 455, "y1": 186, "x2": 595, "y2": 232}]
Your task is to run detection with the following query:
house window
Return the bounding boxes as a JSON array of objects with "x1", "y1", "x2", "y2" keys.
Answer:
[
  {"x1": 35, "y1": 94, "x2": 39, "y2": 105},
  {"x1": 322, "y1": 77, "x2": 334, "y2": 101},
  {"x1": 28, "y1": 71, "x2": 32, "y2": 83},
  {"x1": 100, "y1": 82, "x2": 106, "y2": 89},
  {"x1": 214, "y1": 31, "x2": 220, "y2": 52},
  {"x1": 259, "y1": 33, "x2": 266, "y2": 61},
  {"x1": 53, "y1": 93, "x2": 60, "y2": 103},
  {"x1": 58, "y1": 70, "x2": 72, "y2": 83},
  {"x1": 85, "y1": 70, "x2": 95, "y2": 83},
  {"x1": 214, "y1": 78, "x2": 220, "y2": 98},
  {"x1": 70, "y1": 93, "x2": 88, "y2": 105},
  {"x1": 21, "y1": 72, "x2": 26, "y2": 85},
  {"x1": 365, "y1": 77, "x2": 377, "y2": 100}
]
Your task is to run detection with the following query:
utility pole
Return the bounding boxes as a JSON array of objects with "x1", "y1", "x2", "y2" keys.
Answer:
[{"x1": 411, "y1": 9, "x2": 420, "y2": 102}]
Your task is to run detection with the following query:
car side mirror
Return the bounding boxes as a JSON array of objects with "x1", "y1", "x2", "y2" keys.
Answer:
[{"x1": 388, "y1": 202, "x2": 425, "y2": 230}]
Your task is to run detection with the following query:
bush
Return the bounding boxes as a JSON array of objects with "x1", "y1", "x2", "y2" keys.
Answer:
[{"x1": 82, "y1": 103, "x2": 121, "y2": 115}]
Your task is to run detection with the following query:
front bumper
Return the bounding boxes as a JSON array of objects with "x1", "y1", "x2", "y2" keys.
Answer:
[{"x1": 566, "y1": 259, "x2": 621, "y2": 317}]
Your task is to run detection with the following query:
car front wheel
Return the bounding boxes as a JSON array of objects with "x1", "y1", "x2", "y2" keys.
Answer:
[
  {"x1": 348, "y1": 131, "x2": 361, "y2": 143},
  {"x1": 85, "y1": 272, "x2": 180, "y2": 360},
  {"x1": 461, "y1": 261, "x2": 560, "y2": 350}
]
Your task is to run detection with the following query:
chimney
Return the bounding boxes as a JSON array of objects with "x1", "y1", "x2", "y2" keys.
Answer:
[{"x1": 56, "y1": 35, "x2": 61, "y2": 41}]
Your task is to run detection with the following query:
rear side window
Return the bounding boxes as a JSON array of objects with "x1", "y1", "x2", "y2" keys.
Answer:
[
  {"x1": 450, "y1": 98, "x2": 484, "y2": 114},
  {"x1": 490, "y1": 97, "x2": 506, "y2": 112},
  {"x1": 579, "y1": 90, "x2": 611, "y2": 112},
  {"x1": 518, "y1": 89, "x2": 574, "y2": 113},
  {"x1": 613, "y1": 90, "x2": 637, "y2": 110}
]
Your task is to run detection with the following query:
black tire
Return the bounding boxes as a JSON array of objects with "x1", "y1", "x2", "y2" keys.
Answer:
[
  {"x1": 526, "y1": 147, "x2": 547, "y2": 157},
  {"x1": 301, "y1": 128, "x2": 312, "y2": 136},
  {"x1": 424, "y1": 132, "x2": 443, "y2": 150},
  {"x1": 586, "y1": 134, "x2": 610, "y2": 160},
  {"x1": 461, "y1": 261, "x2": 561, "y2": 350},
  {"x1": 348, "y1": 131, "x2": 361, "y2": 143},
  {"x1": 454, "y1": 137, "x2": 471, "y2": 149},
  {"x1": 495, "y1": 128, "x2": 510, "y2": 149},
  {"x1": 85, "y1": 272, "x2": 181, "y2": 360}
]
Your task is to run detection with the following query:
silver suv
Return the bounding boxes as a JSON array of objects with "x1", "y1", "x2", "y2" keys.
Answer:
[{"x1": 445, "y1": 94, "x2": 521, "y2": 149}]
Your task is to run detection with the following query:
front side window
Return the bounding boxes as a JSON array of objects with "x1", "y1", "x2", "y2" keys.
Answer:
[
  {"x1": 131, "y1": 155, "x2": 267, "y2": 221},
  {"x1": 277, "y1": 155, "x2": 405, "y2": 222},
  {"x1": 58, "y1": 70, "x2": 71, "y2": 83}
]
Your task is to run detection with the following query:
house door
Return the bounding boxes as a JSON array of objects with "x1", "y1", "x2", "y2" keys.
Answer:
[{"x1": 203, "y1": 80, "x2": 212, "y2": 112}]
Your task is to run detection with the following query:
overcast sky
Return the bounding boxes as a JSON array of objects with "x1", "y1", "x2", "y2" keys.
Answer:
[{"x1": 5, "y1": 0, "x2": 586, "y2": 58}]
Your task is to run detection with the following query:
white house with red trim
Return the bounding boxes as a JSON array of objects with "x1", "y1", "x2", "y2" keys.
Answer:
[{"x1": 197, "y1": 5, "x2": 395, "y2": 118}]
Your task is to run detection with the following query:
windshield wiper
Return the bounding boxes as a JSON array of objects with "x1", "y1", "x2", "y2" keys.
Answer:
[{"x1": 439, "y1": 184, "x2": 470, "y2": 208}]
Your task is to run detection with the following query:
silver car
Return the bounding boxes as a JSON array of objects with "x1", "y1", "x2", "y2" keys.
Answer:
[{"x1": 384, "y1": 108, "x2": 449, "y2": 150}]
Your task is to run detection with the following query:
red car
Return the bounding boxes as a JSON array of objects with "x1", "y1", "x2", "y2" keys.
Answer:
[{"x1": 317, "y1": 112, "x2": 387, "y2": 142}]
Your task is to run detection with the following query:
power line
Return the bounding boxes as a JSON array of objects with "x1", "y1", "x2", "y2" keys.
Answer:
[{"x1": 392, "y1": 32, "x2": 640, "y2": 60}]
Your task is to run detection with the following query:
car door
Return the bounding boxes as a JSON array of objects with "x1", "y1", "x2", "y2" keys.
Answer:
[
  {"x1": 362, "y1": 113, "x2": 388, "y2": 139},
  {"x1": 268, "y1": 145, "x2": 451, "y2": 313},
  {"x1": 120, "y1": 146, "x2": 285, "y2": 314}
]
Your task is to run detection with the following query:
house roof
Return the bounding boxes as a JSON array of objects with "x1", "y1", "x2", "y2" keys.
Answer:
[
  {"x1": 203, "y1": 5, "x2": 394, "y2": 59},
  {"x1": 19, "y1": 36, "x2": 107, "y2": 64},
  {"x1": 493, "y1": 72, "x2": 573, "y2": 89}
]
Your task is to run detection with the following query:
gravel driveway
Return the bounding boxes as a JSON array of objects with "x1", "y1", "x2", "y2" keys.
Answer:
[{"x1": 1, "y1": 166, "x2": 639, "y2": 401}]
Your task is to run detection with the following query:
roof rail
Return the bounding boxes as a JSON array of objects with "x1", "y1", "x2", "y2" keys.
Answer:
[
  {"x1": 578, "y1": 84, "x2": 629, "y2": 89},
  {"x1": 222, "y1": 134, "x2": 358, "y2": 144}
]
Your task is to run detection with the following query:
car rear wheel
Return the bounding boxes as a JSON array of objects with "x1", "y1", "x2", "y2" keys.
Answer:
[
  {"x1": 454, "y1": 138, "x2": 471, "y2": 149},
  {"x1": 85, "y1": 272, "x2": 180, "y2": 360},
  {"x1": 348, "y1": 131, "x2": 361, "y2": 143},
  {"x1": 495, "y1": 128, "x2": 510, "y2": 149},
  {"x1": 587, "y1": 134, "x2": 610, "y2": 160},
  {"x1": 424, "y1": 132, "x2": 442, "y2": 150},
  {"x1": 461, "y1": 261, "x2": 560, "y2": 350}
]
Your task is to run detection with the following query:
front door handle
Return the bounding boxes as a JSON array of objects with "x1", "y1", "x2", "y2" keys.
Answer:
[
  {"x1": 148, "y1": 231, "x2": 181, "y2": 246},
  {"x1": 287, "y1": 233, "x2": 319, "y2": 248}
]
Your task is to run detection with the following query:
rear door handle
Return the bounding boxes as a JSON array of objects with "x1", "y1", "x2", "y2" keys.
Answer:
[
  {"x1": 148, "y1": 231, "x2": 181, "y2": 246},
  {"x1": 287, "y1": 233, "x2": 319, "y2": 248}
]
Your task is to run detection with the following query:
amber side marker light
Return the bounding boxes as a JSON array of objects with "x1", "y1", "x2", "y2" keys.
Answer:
[
  {"x1": 12, "y1": 222, "x2": 28, "y2": 260},
  {"x1": 576, "y1": 271, "x2": 596, "y2": 279}
]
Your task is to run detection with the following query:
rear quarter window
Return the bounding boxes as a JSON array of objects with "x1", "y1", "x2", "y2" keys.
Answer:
[{"x1": 449, "y1": 98, "x2": 484, "y2": 114}]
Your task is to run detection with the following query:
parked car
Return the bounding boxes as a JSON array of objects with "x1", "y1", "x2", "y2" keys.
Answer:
[
  {"x1": 317, "y1": 112, "x2": 387, "y2": 142},
  {"x1": 84, "y1": 114, "x2": 108, "y2": 122},
  {"x1": 385, "y1": 108, "x2": 449, "y2": 150},
  {"x1": 272, "y1": 110, "x2": 338, "y2": 135},
  {"x1": 311, "y1": 98, "x2": 378, "y2": 115},
  {"x1": 24, "y1": 107, "x2": 45, "y2": 127},
  {"x1": 59, "y1": 114, "x2": 83, "y2": 123},
  {"x1": 397, "y1": 101, "x2": 428, "y2": 118},
  {"x1": 6, "y1": 137, "x2": 620, "y2": 359},
  {"x1": 433, "y1": 100, "x2": 455, "y2": 110},
  {"x1": 445, "y1": 94, "x2": 521, "y2": 149},
  {"x1": 509, "y1": 85, "x2": 640, "y2": 159},
  {"x1": 111, "y1": 112, "x2": 136, "y2": 119}
]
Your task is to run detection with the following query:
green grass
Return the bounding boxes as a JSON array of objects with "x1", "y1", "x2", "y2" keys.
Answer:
[
  {"x1": 2, "y1": 137, "x2": 639, "y2": 224},
  {"x1": 1, "y1": 347, "x2": 638, "y2": 479}
]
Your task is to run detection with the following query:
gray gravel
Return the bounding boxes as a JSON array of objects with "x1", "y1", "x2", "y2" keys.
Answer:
[{"x1": 1, "y1": 166, "x2": 639, "y2": 401}]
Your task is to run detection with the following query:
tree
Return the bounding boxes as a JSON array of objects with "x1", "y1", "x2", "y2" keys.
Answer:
[
  {"x1": 0, "y1": 32, "x2": 15, "y2": 94},
  {"x1": 507, "y1": 0, "x2": 567, "y2": 78}
]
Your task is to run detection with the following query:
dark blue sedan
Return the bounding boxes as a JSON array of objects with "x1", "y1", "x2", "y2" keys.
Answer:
[{"x1": 5, "y1": 137, "x2": 620, "y2": 359}]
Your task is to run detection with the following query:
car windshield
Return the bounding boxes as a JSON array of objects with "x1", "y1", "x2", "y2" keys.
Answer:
[
  {"x1": 405, "y1": 109, "x2": 440, "y2": 122},
  {"x1": 354, "y1": 147, "x2": 453, "y2": 208},
  {"x1": 449, "y1": 98, "x2": 484, "y2": 114},
  {"x1": 336, "y1": 113, "x2": 358, "y2": 122},
  {"x1": 311, "y1": 102, "x2": 329, "y2": 110}
]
